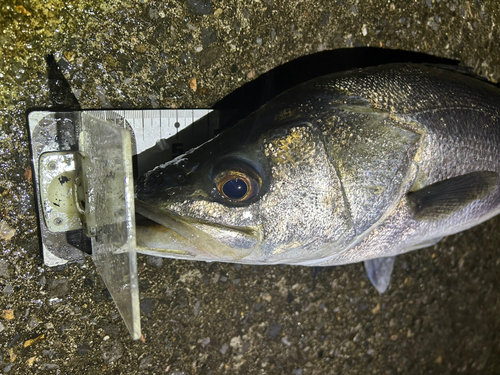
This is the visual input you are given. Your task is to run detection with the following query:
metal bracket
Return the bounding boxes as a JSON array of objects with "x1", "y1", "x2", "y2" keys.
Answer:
[{"x1": 39, "y1": 152, "x2": 83, "y2": 233}]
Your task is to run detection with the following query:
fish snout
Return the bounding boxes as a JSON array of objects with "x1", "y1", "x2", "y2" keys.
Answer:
[{"x1": 135, "y1": 166, "x2": 186, "y2": 201}]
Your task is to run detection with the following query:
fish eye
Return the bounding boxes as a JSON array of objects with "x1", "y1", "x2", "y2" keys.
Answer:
[
  {"x1": 222, "y1": 178, "x2": 248, "y2": 200},
  {"x1": 215, "y1": 171, "x2": 260, "y2": 203}
]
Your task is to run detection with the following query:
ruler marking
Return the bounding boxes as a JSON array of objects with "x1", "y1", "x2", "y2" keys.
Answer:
[{"x1": 91, "y1": 109, "x2": 213, "y2": 154}]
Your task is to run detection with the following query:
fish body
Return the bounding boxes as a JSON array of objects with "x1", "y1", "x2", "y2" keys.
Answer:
[{"x1": 135, "y1": 64, "x2": 500, "y2": 291}]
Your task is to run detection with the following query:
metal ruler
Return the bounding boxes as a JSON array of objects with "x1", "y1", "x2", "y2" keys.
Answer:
[{"x1": 84, "y1": 109, "x2": 212, "y2": 154}]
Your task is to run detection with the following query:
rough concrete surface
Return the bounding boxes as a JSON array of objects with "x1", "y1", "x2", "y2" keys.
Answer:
[{"x1": 1, "y1": 0, "x2": 499, "y2": 374}]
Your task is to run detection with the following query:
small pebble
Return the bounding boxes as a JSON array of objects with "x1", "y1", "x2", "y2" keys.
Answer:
[
  {"x1": 261, "y1": 292, "x2": 272, "y2": 302},
  {"x1": 140, "y1": 299, "x2": 156, "y2": 316},
  {"x1": 100, "y1": 340, "x2": 124, "y2": 364},
  {"x1": 212, "y1": 273, "x2": 220, "y2": 283},
  {"x1": 28, "y1": 317, "x2": 40, "y2": 329},
  {"x1": 40, "y1": 364, "x2": 59, "y2": 370},
  {"x1": 281, "y1": 337, "x2": 291, "y2": 346},
  {"x1": 186, "y1": 0, "x2": 213, "y2": 15},
  {"x1": 3, "y1": 284, "x2": 14, "y2": 295},
  {"x1": 41, "y1": 350, "x2": 57, "y2": 359},
  {"x1": 139, "y1": 355, "x2": 154, "y2": 370},
  {"x1": 0, "y1": 221, "x2": 16, "y2": 241},
  {"x1": 48, "y1": 278, "x2": 69, "y2": 298},
  {"x1": 220, "y1": 343, "x2": 228, "y2": 355},
  {"x1": 230, "y1": 336, "x2": 242, "y2": 349},
  {"x1": 267, "y1": 323, "x2": 281, "y2": 339},
  {"x1": 0, "y1": 260, "x2": 9, "y2": 278},
  {"x1": 193, "y1": 300, "x2": 200, "y2": 316},
  {"x1": 146, "y1": 256, "x2": 163, "y2": 268}
]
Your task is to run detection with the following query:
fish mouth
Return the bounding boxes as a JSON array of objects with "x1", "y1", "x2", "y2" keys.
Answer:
[{"x1": 135, "y1": 200, "x2": 259, "y2": 262}]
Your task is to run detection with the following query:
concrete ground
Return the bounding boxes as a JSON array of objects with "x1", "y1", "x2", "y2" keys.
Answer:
[{"x1": 1, "y1": 0, "x2": 499, "y2": 374}]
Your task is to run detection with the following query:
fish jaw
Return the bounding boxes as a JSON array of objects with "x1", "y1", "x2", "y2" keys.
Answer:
[{"x1": 135, "y1": 199, "x2": 262, "y2": 262}]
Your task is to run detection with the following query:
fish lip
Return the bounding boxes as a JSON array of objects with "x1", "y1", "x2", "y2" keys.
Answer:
[
  {"x1": 135, "y1": 199, "x2": 259, "y2": 260},
  {"x1": 137, "y1": 200, "x2": 260, "y2": 238}
]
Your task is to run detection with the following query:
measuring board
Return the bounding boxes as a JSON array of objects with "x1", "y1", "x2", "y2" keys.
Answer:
[
  {"x1": 28, "y1": 109, "x2": 221, "y2": 340},
  {"x1": 28, "y1": 108, "x2": 220, "y2": 264}
]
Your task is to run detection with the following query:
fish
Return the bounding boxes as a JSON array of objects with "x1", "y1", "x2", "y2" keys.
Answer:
[{"x1": 134, "y1": 63, "x2": 500, "y2": 293}]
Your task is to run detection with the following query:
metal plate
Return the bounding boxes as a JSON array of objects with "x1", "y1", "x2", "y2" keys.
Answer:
[
  {"x1": 39, "y1": 152, "x2": 83, "y2": 233},
  {"x1": 29, "y1": 111, "x2": 87, "y2": 265}
]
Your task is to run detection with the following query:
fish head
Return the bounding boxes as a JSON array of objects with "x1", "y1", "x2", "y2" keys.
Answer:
[
  {"x1": 135, "y1": 127, "x2": 267, "y2": 259},
  {"x1": 135, "y1": 100, "x2": 353, "y2": 264}
]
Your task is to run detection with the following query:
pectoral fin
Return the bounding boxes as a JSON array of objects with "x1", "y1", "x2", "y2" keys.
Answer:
[
  {"x1": 364, "y1": 256, "x2": 396, "y2": 294},
  {"x1": 408, "y1": 171, "x2": 498, "y2": 221}
]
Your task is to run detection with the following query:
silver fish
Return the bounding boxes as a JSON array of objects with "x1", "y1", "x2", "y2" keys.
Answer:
[{"x1": 135, "y1": 64, "x2": 500, "y2": 293}]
